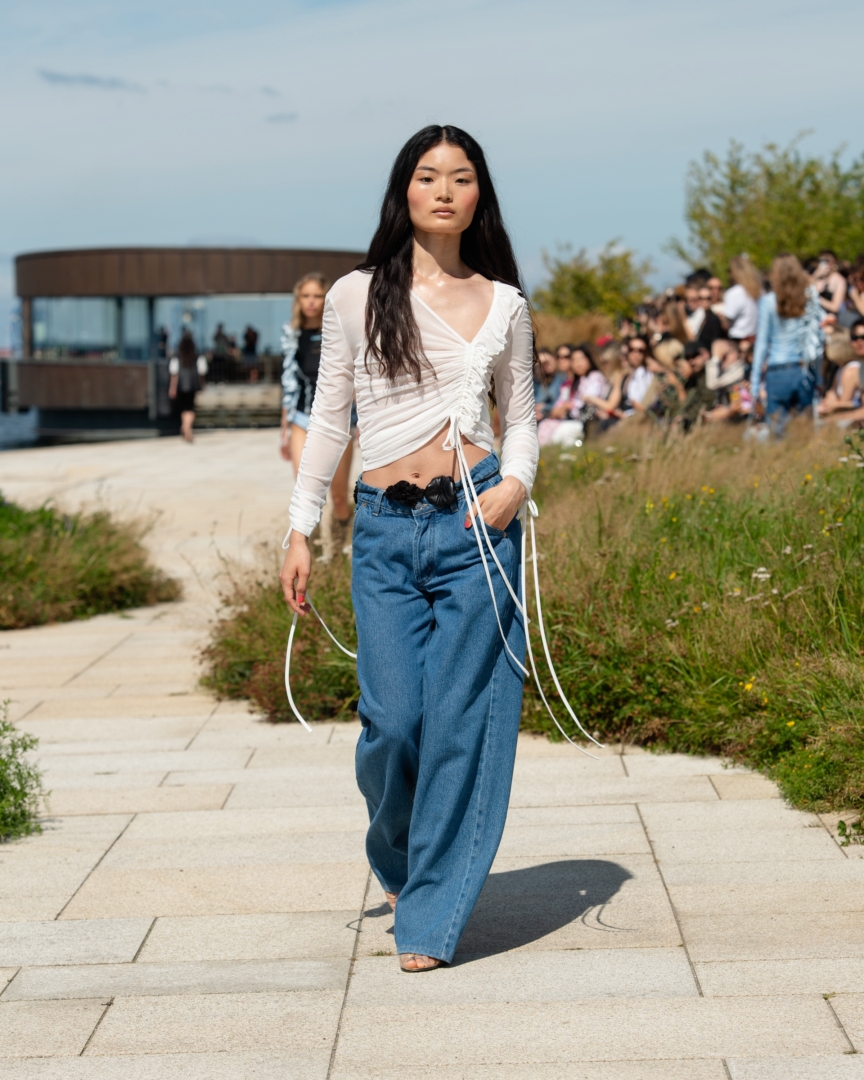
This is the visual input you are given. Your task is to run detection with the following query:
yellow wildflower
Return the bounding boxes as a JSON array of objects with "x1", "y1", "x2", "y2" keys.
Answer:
[
  {"x1": 744, "y1": 682, "x2": 753, "y2": 691},
  {"x1": 787, "y1": 720, "x2": 795, "y2": 727},
  {"x1": 668, "y1": 571, "x2": 677, "y2": 580}
]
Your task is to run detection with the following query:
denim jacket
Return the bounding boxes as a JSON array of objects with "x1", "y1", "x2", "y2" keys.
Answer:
[{"x1": 751, "y1": 287, "x2": 824, "y2": 399}]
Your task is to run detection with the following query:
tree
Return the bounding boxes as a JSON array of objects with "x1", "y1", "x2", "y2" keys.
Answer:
[
  {"x1": 668, "y1": 135, "x2": 864, "y2": 274},
  {"x1": 532, "y1": 242, "x2": 654, "y2": 322}
]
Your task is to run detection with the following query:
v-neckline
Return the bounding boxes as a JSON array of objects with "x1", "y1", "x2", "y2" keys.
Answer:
[{"x1": 410, "y1": 281, "x2": 498, "y2": 346}]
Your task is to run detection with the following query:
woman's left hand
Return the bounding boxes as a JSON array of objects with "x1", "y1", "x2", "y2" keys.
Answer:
[{"x1": 466, "y1": 476, "x2": 527, "y2": 533}]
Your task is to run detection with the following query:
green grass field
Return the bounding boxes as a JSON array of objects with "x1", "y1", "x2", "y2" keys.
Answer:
[{"x1": 202, "y1": 422, "x2": 864, "y2": 814}]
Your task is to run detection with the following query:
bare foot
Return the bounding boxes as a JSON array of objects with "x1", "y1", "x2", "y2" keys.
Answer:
[
  {"x1": 384, "y1": 891, "x2": 398, "y2": 912},
  {"x1": 399, "y1": 953, "x2": 442, "y2": 972}
]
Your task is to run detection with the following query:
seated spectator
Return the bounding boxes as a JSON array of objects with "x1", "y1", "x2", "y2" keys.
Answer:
[
  {"x1": 704, "y1": 340, "x2": 753, "y2": 423},
  {"x1": 583, "y1": 342, "x2": 625, "y2": 427},
  {"x1": 812, "y1": 249, "x2": 848, "y2": 318},
  {"x1": 606, "y1": 336, "x2": 654, "y2": 417},
  {"x1": 555, "y1": 343, "x2": 573, "y2": 378},
  {"x1": 723, "y1": 256, "x2": 762, "y2": 344},
  {"x1": 645, "y1": 348, "x2": 687, "y2": 422},
  {"x1": 679, "y1": 341, "x2": 715, "y2": 430},
  {"x1": 848, "y1": 256, "x2": 864, "y2": 319},
  {"x1": 537, "y1": 343, "x2": 608, "y2": 447},
  {"x1": 685, "y1": 277, "x2": 704, "y2": 340},
  {"x1": 664, "y1": 296, "x2": 691, "y2": 343},
  {"x1": 534, "y1": 347, "x2": 565, "y2": 420},
  {"x1": 817, "y1": 317, "x2": 864, "y2": 420},
  {"x1": 695, "y1": 285, "x2": 725, "y2": 350}
]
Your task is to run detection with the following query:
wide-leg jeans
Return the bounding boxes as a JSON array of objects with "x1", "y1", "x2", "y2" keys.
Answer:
[{"x1": 351, "y1": 453, "x2": 526, "y2": 963}]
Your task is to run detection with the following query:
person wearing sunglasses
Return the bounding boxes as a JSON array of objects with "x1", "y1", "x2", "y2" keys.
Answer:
[
  {"x1": 817, "y1": 318, "x2": 864, "y2": 420},
  {"x1": 695, "y1": 288, "x2": 725, "y2": 350}
]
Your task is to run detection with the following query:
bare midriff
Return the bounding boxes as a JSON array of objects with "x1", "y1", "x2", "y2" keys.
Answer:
[{"x1": 362, "y1": 422, "x2": 488, "y2": 490}]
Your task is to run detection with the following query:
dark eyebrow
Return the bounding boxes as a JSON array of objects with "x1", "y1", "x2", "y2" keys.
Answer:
[{"x1": 415, "y1": 165, "x2": 475, "y2": 174}]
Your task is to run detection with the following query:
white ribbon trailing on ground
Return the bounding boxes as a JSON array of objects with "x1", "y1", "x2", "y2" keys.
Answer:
[{"x1": 283, "y1": 418, "x2": 603, "y2": 754}]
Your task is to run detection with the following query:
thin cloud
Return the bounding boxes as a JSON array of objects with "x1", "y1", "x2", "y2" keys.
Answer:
[
  {"x1": 199, "y1": 84, "x2": 233, "y2": 94},
  {"x1": 38, "y1": 69, "x2": 146, "y2": 93},
  {"x1": 266, "y1": 112, "x2": 298, "y2": 124},
  {"x1": 261, "y1": 86, "x2": 280, "y2": 97}
]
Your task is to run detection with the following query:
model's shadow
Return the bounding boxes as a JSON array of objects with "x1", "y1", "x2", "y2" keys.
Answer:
[{"x1": 454, "y1": 859, "x2": 633, "y2": 959}]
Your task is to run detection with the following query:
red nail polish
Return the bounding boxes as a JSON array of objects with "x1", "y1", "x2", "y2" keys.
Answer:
[
  {"x1": 464, "y1": 520, "x2": 470, "y2": 528},
  {"x1": 297, "y1": 594, "x2": 305, "y2": 603}
]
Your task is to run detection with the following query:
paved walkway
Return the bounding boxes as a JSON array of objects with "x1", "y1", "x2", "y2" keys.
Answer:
[{"x1": 0, "y1": 431, "x2": 862, "y2": 1079}]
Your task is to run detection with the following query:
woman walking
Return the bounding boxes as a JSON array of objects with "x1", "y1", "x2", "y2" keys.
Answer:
[
  {"x1": 751, "y1": 255, "x2": 823, "y2": 436},
  {"x1": 279, "y1": 125, "x2": 539, "y2": 971},
  {"x1": 168, "y1": 329, "x2": 207, "y2": 443},
  {"x1": 280, "y1": 273, "x2": 354, "y2": 556}
]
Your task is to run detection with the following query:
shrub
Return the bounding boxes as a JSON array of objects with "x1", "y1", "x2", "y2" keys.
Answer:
[
  {"x1": 524, "y1": 423, "x2": 864, "y2": 812},
  {"x1": 200, "y1": 550, "x2": 357, "y2": 723},
  {"x1": 0, "y1": 495, "x2": 180, "y2": 629},
  {"x1": 0, "y1": 703, "x2": 45, "y2": 841},
  {"x1": 201, "y1": 424, "x2": 864, "y2": 813}
]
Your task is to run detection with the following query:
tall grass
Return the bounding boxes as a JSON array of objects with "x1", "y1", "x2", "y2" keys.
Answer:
[
  {"x1": 201, "y1": 422, "x2": 864, "y2": 813},
  {"x1": 0, "y1": 495, "x2": 180, "y2": 629}
]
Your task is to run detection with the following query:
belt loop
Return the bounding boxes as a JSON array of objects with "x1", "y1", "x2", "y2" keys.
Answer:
[{"x1": 373, "y1": 489, "x2": 384, "y2": 516}]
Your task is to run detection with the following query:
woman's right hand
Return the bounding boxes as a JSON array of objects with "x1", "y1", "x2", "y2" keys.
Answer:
[
  {"x1": 280, "y1": 533, "x2": 312, "y2": 616},
  {"x1": 279, "y1": 424, "x2": 291, "y2": 462}
]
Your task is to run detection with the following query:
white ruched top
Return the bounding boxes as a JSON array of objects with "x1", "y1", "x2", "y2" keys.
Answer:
[{"x1": 287, "y1": 269, "x2": 539, "y2": 537}]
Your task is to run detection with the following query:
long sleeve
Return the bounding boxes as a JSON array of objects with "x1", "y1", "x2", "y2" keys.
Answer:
[
  {"x1": 493, "y1": 301, "x2": 539, "y2": 495},
  {"x1": 750, "y1": 296, "x2": 773, "y2": 398},
  {"x1": 287, "y1": 299, "x2": 355, "y2": 536}
]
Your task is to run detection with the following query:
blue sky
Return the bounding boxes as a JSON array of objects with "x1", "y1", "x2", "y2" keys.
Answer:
[{"x1": 1, "y1": 0, "x2": 862, "y2": 347}]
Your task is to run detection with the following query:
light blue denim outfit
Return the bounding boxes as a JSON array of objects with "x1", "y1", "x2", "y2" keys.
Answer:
[
  {"x1": 534, "y1": 370, "x2": 566, "y2": 419},
  {"x1": 751, "y1": 289, "x2": 824, "y2": 435},
  {"x1": 351, "y1": 453, "x2": 525, "y2": 963}
]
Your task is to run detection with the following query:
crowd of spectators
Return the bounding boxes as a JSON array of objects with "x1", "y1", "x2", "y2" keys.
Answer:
[{"x1": 534, "y1": 251, "x2": 864, "y2": 444}]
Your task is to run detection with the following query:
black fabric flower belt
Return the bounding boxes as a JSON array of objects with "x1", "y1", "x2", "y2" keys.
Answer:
[{"x1": 384, "y1": 475, "x2": 459, "y2": 509}]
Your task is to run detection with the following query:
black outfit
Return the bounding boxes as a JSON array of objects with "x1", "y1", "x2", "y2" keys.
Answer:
[
  {"x1": 696, "y1": 310, "x2": 725, "y2": 351},
  {"x1": 295, "y1": 328, "x2": 323, "y2": 414},
  {"x1": 175, "y1": 363, "x2": 201, "y2": 413}
]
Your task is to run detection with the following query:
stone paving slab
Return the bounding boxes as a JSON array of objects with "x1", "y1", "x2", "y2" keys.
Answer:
[
  {"x1": 3, "y1": 958, "x2": 349, "y2": 1000},
  {"x1": 332, "y1": 997, "x2": 846, "y2": 1067},
  {"x1": 121, "y1": 804, "x2": 369, "y2": 839},
  {"x1": 46, "y1": 784, "x2": 233, "y2": 816},
  {"x1": 85, "y1": 989, "x2": 343, "y2": 1055},
  {"x1": 696, "y1": 956, "x2": 864, "y2": 996},
  {"x1": 60, "y1": 862, "x2": 370, "y2": 919},
  {"x1": 0, "y1": 918, "x2": 151, "y2": 965},
  {"x1": 678, "y1": 911, "x2": 864, "y2": 962},
  {"x1": 331, "y1": 1066, "x2": 732, "y2": 1080},
  {"x1": 348, "y1": 947, "x2": 698, "y2": 1003},
  {"x1": 0, "y1": 998, "x2": 108, "y2": 1057},
  {"x1": 1, "y1": 1052, "x2": 331, "y2": 1080},
  {"x1": 137, "y1": 911, "x2": 359, "y2": 963},
  {"x1": 1, "y1": 432, "x2": 856, "y2": 1076},
  {"x1": 728, "y1": 1059, "x2": 864, "y2": 1079}
]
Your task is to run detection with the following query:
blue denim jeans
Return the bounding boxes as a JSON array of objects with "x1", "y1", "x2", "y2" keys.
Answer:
[
  {"x1": 351, "y1": 453, "x2": 525, "y2": 962},
  {"x1": 764, "y1": 363, "x2": 815, "y2": 437}
]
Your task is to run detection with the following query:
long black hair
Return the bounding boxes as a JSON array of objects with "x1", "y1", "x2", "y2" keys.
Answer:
[{"x1": 358, "y1": 124, "x2": 526, "y2": 383}]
